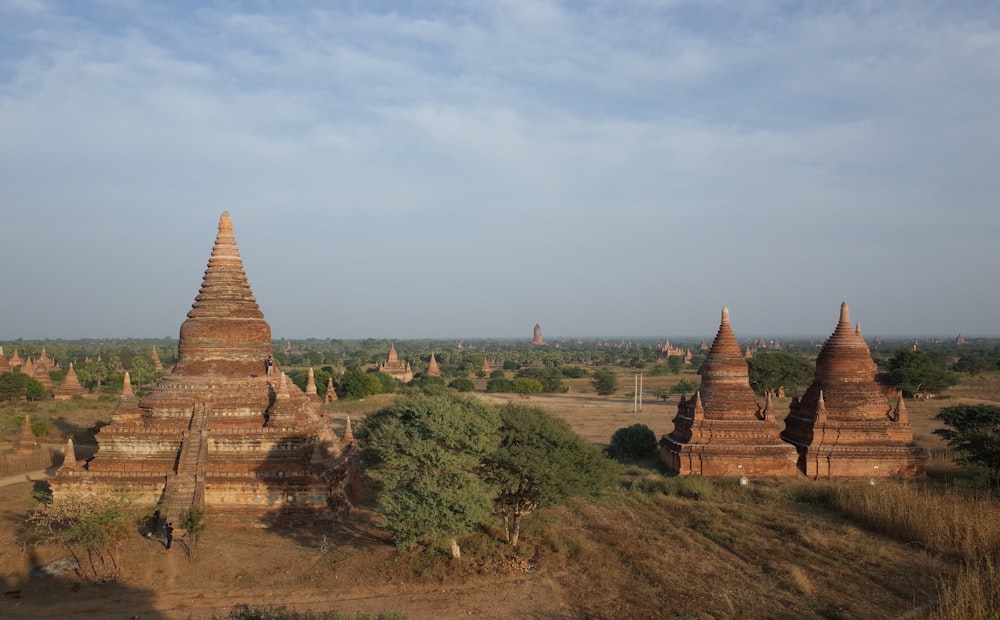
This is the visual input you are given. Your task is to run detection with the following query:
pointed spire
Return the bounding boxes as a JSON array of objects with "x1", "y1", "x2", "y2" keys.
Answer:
[
  {"x1": 815, "y1": 390, "x2": 828, "y2": 424},
  {"x1": 14, "y1": 415, "x2": 39, "y2": 454},
  {"x1": 151, "y1": 346, "x2": 163, "y2": 370},
  {"x1": 839, "y1": 301, "x2": 850, "y2": 327},
  {"x1": 276, "y1": 373, "x2": 291, "y2": 401},
  {"x1": 893, "y1": 396, "x2": 909, "y2": 424},
  {"x1": 342, "y1": 415, "x2": 355, "y2": 445},
  {"x1": 855, "y1": 322, "x2": 863, "y2": 339},
  {"x1": 691, "y1": 390, "x2": 705, "y2": 421},
  {"x1": 122, "y1": 371, "x2": 133, "y2": 396},
  {"x1": 176, "y1": 212, "x2": 273, "y2": 368},
  {"x1": 426, "y1": 353, "x2": 441, "y2": 377},
  {"x1": 62, "y1": 437, "x2": 78, "y2": 470},
  {"x1": 721, "y1": 306, "x2": 730, "y2": 324},
  {"x1": 305, "y1": 367, "x2": 318, "y2": 397}
]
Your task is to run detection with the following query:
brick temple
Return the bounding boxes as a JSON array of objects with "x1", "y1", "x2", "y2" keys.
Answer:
[
  {"x1": 781, "y1": 302, "x2": 928, "y2": 479},
  {"x1": 377, "y1": 343, "x2": 413, "y2": 383},
  {"x1": 50, "y1": 212, "x2": 351, "y2": 526},
  {"x1": 660, "y1": 307, "x2": 799, "y2": 476}
]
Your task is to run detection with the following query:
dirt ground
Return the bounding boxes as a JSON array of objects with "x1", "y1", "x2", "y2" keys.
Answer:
[{"x1": 0, "y1": 374, "x2": 992, "y2": 619}]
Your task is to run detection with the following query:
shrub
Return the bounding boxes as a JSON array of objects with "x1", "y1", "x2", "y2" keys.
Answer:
[
  {"x1": 447, "y1": 378, "x2": 475, "y2": 392},
  {"x1": 607, "y1": 424, "x2": 659, "y2": 460}
]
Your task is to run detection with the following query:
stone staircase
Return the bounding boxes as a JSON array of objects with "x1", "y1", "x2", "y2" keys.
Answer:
[{"x1": 162, "y1": 402, "x2": 209, "y2": 528}]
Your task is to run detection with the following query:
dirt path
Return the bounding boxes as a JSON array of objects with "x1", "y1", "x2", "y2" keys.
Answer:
[{"x1": 0, "y1": 469, "x2": 50, "y2": 489}]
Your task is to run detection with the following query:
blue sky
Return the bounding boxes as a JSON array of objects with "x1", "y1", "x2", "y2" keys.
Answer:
[{"x1": 1, "y1": 0, "x2": 998, "y2": 340}]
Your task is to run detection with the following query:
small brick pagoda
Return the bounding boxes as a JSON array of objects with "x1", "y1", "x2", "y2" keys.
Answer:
[
  {"x1": 50, "y1": 212, "x2": 350, "y2": 526},
  {"x1": 780, "y1": 302, "x2": 928, "y2": 479},
  {"x1": 661, "y1": 307, "x2": 799, "y2": 477},
  {"x1": 53, "y1": 362, "x2": 86, "y2": 400},
  {"x1": 426, "y1": 353, "x2": 441, "y2": 377}
]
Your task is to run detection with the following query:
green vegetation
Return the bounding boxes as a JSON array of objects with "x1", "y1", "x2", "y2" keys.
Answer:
[
  {"x1": 746, "y1": 351, "x2": 814, "y2": 396},
  {"x1": 0, "y1": 371, "x2": 46, "y2": 401},
  {"x1": 887, "y1": 348, "x2": 959, "y2": 397},
  {"x1": 485, "y1": 404, "x2": 618, "y2": 546},
  {"x1": 591, "y1": 368, "x2": 618, "y2": 396},
  {"x1": 607, "y1": 424, "x2": 659, "y2": 460},
  {"x1": 359, "y1": 394, "x2": 502, "y2": 557},
  {"x1": 935, "y1": 404, "x2": 1000, "y2": 486},
  {"x1": 337, "y1": 369, "x2": 384, "y2": 400}
]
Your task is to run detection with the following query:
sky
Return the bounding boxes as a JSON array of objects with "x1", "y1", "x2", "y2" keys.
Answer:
[{"x1": 1, "y1": 0, "x2": 998, "y2": 341}]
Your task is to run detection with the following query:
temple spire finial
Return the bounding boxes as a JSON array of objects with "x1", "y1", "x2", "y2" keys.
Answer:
[
  {"x1": 721, "y1": 306, "x2": 730, "y2": 324},
  {"x1": 839, "y1": 301, "x2": 850, "y2": 326},
  {"x1": 122, "y1": 371, "x2": 133, "y2": 396}
]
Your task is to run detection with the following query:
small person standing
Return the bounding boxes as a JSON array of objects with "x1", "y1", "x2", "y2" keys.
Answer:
[{"x1": 163, "y1": 522, "x2": 174, "y2": 550}]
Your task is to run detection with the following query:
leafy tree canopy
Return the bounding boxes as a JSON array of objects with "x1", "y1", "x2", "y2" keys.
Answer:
[
  {"x1": 0, "y1": 371, "x2": 46, "y2": 401},
  {"x1": 485, "y1": 404, "x2": 619, "y2": 546},
  {"x1": 747, "y1": 351, "x2": 815, "y2": 396},
  {"x1": 935, "y1": 404, "x2": 1000, "y2": 484},
  {"x1": 887, "y1": 349, "x2": 959, "y2": 397},
  {"x1": 358, "y1": 394, "x2": 502, "y2": 555},
  {"x1": 591, "y1": 368, "x2": 618, "y2": 396},
  {"x1": 337, "y1": 369, "x2": 382, "y2": 400},
  {"x1": 608, "y1": 424, "x2": 659, "y2": 460}
]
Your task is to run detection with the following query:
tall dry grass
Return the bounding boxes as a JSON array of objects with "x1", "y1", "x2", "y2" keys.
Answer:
[
  {"x1": 0, "y1": 446, "x2": 61, "y2": 475},
  {"x1": 827, "y1": 481, "x2": 1000, "y2": 618},
  {"x1": 829, "y1": 482, "x2": 1000, "y2": 561}
]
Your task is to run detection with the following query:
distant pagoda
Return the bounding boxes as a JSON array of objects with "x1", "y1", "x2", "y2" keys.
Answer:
[
  {"x1": 378, "y1": 344, "x2": 413, "y2": 383},
  {"x1": 53, "y1": 362, "x2": 86, "y2": 400}
]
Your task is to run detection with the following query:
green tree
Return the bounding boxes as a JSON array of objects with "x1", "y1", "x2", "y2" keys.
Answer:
[
  {"x1": 0, "y1": 371, "x2": 46, "y2": 401},
  {"x1": 448, "y1": 377, "x2": 475, "y2": 392},
  {"x1": 358, "y1": 394, "x2": 502, "y2": 557},
  {"x1": 747, "y1": 351, "x2": 815, "y2": 396},
  {"x1": 512, "y1": 378, "x2": 544, "y2": 394},
  {"x1": 337, "y1": 369, "x2": 382, "y2": 400},
  {"x1": 486, "y1": 377, "x2": 514, "y2": 393},
  {"x1": 485, "y1": 404, "x2": 619, "y2": 546},
  {"x1": 671, "y1": 378, "x2": 698, "y2": 397},
  {"x1": 608, "y1": 424, "x2": 659, "y2": 460},
  {"x1": 935, "y1": 404, "x2": 1000, "y2": 485},
  {"x1": 515, "y1": 367, "x2": 568, "y2": 393},
  {"x1": 887, "y1": 349, "x2": 959, "y2": 397},
  {"x1": 591, "y1": 368, "x2": 618, "y2": 396}
]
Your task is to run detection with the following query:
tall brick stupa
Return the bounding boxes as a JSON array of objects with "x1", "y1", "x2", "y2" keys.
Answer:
[
  {"x1": 781, "y1": 302, "x2": 927, "y2": 478},
  {"x1": 50, "y1": 212, "x2": 349, "y2": 526},
  {"x1": 661, "y1": 307, "x2": 799, "y2": 476}
]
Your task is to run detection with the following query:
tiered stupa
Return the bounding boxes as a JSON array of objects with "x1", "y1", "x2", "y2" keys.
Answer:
[
  {"x1": 426, "y1": 353, "x2": 441, "y2": 377},
  {"x1": 50, "y1": 212, "x2": 350, "y2": 526},
  {"x1": 151, "y1": 346, "x2": 164, "y2": 370},
  {"x1": 661, "y1": 308, "x2": 799, "y2": 476},
  {"x1": 780, "y1": 302, "x2": 928, "y2": 478},
  {"x1": 53, "y1": 362, "x2": 86, "y2": 400},
  {"x1": 481, "y1": 358, "x2": 490, "y2": 373},
  {"x1": 377, "y1": 344, "x2": 413, "y2": 383},
  {"x1": 13, "y1": 415, "x2": 40, "y2": 454},
  {"x1": 8, "y1": 349, "x2": 23, "y2": 369}
]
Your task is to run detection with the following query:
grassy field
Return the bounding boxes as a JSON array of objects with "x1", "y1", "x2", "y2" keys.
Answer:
[{"x1": 0, "y1": 368, "x2": 998, "y2": 618}]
